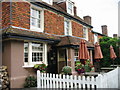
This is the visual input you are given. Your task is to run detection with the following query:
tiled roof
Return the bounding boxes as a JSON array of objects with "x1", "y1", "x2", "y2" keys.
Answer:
[
  {"x1": 2, "y1": 27, "x2": 94, "y2": 47},
  {"x1": 2, "y1": 27, "x2": 60, "y2": 41},
  {"x1": 57, "y1": 36, "x2": 94, "y2": 47}
]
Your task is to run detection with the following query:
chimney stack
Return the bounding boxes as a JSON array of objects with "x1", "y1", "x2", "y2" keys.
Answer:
[
  {"x1": 101, "y1": 25, "x2": 108, "y2": 36},
  {"x1": 74, "y1": 6, "x2": 77, "y2": 16},
  {"x1": 83, "y1": 16, "x2": 91, "y2": 25},
  {"x1": 113, "y1": 34, "x2": 118, "y2": 38}
]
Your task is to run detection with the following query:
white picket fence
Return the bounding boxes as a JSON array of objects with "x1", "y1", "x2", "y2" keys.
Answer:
[{"x1": 37, "y1": 67, "x2": 120, "y2": 88}]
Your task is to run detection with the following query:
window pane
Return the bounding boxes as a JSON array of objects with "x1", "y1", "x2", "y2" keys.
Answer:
[
  {"x1": 24, "y1": 53, "x2": 28, "y2": 62},
  {"x1": 32, "y1": 43, "x2": 43, "y2": 62},
  {"x1": 24, "y1": 43, "x2": 28, "y2": 62},
  {"x1": 74, "y1": 49, "x2": 79, "y2": 61},
  {"x1": 65, "y1": 20, "x2": 70, "y2": 35},
  {"x1": 31, "y1": 8, "x2": 41, "y2": 28},
  {"x1": 32, "y1": 52, "x2": 43, "y2": 62}
]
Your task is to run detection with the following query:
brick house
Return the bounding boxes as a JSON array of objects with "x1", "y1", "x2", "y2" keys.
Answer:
[{"x1": 1, "y1": 0, "x2": 106, "y2": 88}]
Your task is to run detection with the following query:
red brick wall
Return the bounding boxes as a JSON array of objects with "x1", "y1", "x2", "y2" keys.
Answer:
[
  {"x1": 44, "y1": 10, "x2": 64, "y2": 35},
  {"x1": 72, "y1": 21, "x2": 83, "y2": 37},
  {"x1": 2, "y1": 2, "x2": 10, "y2": 29},
  {"x1": 11, "y1": 2, "x2": 30, "y2": 29},
  {"x1": 88, "y1": 28, "x2": 94, "y2": 43},
  {"x1": 98, "y1": 35, "x2": 103, "y2": 39},
  {"x1": 2, "y1": 2, "x2": 30, "y2": 29}
]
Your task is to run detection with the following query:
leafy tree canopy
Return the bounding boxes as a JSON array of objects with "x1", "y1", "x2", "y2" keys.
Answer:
[{"x1": 99, "y1": 36, "x2": 120, "y2": 67}]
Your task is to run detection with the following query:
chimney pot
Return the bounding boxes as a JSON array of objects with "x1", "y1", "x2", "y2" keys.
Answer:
[
  {"x1": 83, "y1": 16, "x2": 91, "y2": 25},
  {"x1": 113, "y1": 34, "x2": 118, "y2": 38},
  {"x1": 74, "y1": 6, "x2": 77, "y2": 16},
  {"x1": 101, "y1": 25, "x2": 108, "y2": 36}
]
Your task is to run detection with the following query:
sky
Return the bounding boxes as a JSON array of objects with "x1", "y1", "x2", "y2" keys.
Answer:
[{"x1": 72, "y1": 0, "x2": 119, "y2": 37}]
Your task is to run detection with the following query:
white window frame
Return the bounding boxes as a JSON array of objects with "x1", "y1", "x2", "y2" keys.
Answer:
[
  {"x1": 83, "y1": 26, "x2": 88, "y2": 41},
  {"x1": 74, "y1": 49, "x2": 79, "y2": 61},
  {"x1": 94, "y1": 34, "x2": 98, "y2": 43},
  {"x1": 24, "y1": 42, "x2": 47, "y2": 67},
  {"x1": 42, "y1": 0, "x2": 53, "y2": 5},
  {"x1": 30, "y1": 5, "x2": 44, "y2": 32},
  {"x1": 66, "y1": 0, "x2": 74, "y2": 15},
  {"x1": 64, "y1": 18, "x2": 72, "y2": 36}
]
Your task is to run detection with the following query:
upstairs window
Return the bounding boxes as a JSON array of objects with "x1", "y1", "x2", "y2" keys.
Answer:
[
  {"x1": 30, "y1": 5, "x2": 44, "y2": 32},
  {"x1": 64, "y1": 18, "x2": 72, "y2": 35},
  {"x1": 83, "y1": 26, "x2": 88, "y2": 41},
  {"x1": 67, "y1": 0, "x2": 74, "y2": 15},
  {"x1": 94, "y1": 34, "x2": 98, "y2": 43},
  {"x1": 31, "y1": 8, "x2": 41, "y2": 28}
]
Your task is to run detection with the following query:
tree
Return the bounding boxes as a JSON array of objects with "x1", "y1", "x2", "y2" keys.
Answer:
[{"x1": 99, "y1": 36, "x2": 120, "y2": 67}]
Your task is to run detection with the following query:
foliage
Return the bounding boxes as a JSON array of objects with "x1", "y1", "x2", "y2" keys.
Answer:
[
  {"x1": 62, "y1": 66, "x2": 72, "y2": 75},
  {"x1": 75, "y1": 61, "x2": 85, "y2": 74},
  {"x1": 34, "y1": 63, "x2": 47, "y2": 73},
  {"x1": 84, "y1": 60, "x2": 94, "y2": 72},
  {"x1": 24, "y1": 76, "x2": 37, "y2": 88},
  {"x1": 75, "y1": 60, "x2": 94, "y2": 74},
  {"x1": 99, "y1": 36, "x2": 120, "y2": 67}
]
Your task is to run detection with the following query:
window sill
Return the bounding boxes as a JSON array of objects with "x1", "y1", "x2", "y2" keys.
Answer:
[{"x1": 22, "y1": 65, "x2": 34, "y2": 68}]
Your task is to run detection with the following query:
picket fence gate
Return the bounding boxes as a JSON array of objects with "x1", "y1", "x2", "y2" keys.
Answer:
[{"x1": 37, "y1": 67, "x2": 120, "y2": 89}]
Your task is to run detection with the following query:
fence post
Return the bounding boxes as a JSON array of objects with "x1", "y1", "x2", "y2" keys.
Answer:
[{"x1": 37, "y1": 70, "x2": 41, "y2": 88}]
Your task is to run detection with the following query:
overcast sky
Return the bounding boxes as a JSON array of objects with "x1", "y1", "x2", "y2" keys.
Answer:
[{"x1": 72, "y1": 0, "x2": 119, "y2": 37}]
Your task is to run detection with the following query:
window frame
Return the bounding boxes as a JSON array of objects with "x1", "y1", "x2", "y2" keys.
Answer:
[
  {"x1": 30, "y1": 5, "x2": 44, "y2": 32},
  {"x1": 66, "y1": 0, "x2": 74, "y2": 15},
  {"x1": 74, "y1": 49, "x2": 79, "y2": 61},
  {"x1": 94, "y1": 34, "x2": 98, "y2": 43},
  {"x1": 83, "y1": 26, "x2": 88, "y2": 41},
  {"x1": 64, "y1": 18, "x2": 72, "y2": 36},
  {"x1": 23, "y1": 42, "x2": 47, "y2": 67}
]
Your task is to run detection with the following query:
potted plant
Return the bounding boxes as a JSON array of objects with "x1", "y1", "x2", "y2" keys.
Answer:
[
  {"x1": 84, "y1": 60, "x2": 95, "y2": 72},
  {"x1": 33, "y1": 63, "x2": 47, "y2": 73},
  {"x1": 62, "y1": 66, "x2": 72, "y2": 75},
  {"x1": 75, "y1": 61, "x2": 85, "y2": 74}
]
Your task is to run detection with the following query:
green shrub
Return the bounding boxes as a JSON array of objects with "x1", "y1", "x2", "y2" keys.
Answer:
[
  {"x1": 24, "y1": 76, "x2": 37, "y2": 88},
  {"x1": 34, "y1": 63, "x2": 47, "y2": 73},
  {"x1": 62, "y1": 66, "x2": 72, "y2": 75}
]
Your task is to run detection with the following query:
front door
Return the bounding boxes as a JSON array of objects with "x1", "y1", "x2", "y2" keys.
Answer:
[
  {"x1": 58, "y1": 49, "x2": 67, "y2": 73},
  {"x1": 47, "y1": 46, "x2": 58, "y2": 74}
]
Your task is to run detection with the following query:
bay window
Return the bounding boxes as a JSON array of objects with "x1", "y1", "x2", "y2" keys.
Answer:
[{"x1": 24, "y1": 42, "x2": 47, "y2": 67}]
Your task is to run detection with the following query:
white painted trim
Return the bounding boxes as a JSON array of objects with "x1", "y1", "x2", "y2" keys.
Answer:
[
  {"x1": 24, "y1": 42, "x2": 48, "y2": 66},
  {"x1": 44, "y1": 43, "x2": 48, "y2": 65},
  {"x1": 83, "y1": 26, "x2": 89, "y2": 41},
  {"x1": 42, "y1": 0, "x2": 53, "y2": 5},
  {"x1": 64, "y1": 18, "x2": 72, "y2": 36},
  {"x1": 66, "y1": 0, "x2": 74, "y2": 15},
  {"x1": 30, "y1": 4, "x2": 44, "y2": 32}
]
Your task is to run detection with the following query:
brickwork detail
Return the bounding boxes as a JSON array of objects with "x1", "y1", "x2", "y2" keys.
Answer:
[
  {"x1": 11, "y1": 2, "x2": 30, "y2": 29},
  {"x1": 2, "y1": 2, "x2": 10, "y2": 29},
  {"x1": 44, "y1": 10, "x2": 64, "y2": 35},
  {"x1": 72, "y1": 21, "x2": 83, "y2": 37}
]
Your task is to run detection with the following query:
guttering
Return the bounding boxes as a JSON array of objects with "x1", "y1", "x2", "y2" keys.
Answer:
[
  {"x1": 57, "y1": 45, "x2": 94, "y2": 49},
  {"x1": 31, "y1": 2, "x2": 93, "y2": 28},
  {"x1": 2, "y1": 33, "x2": 60, "y2": 43}
]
